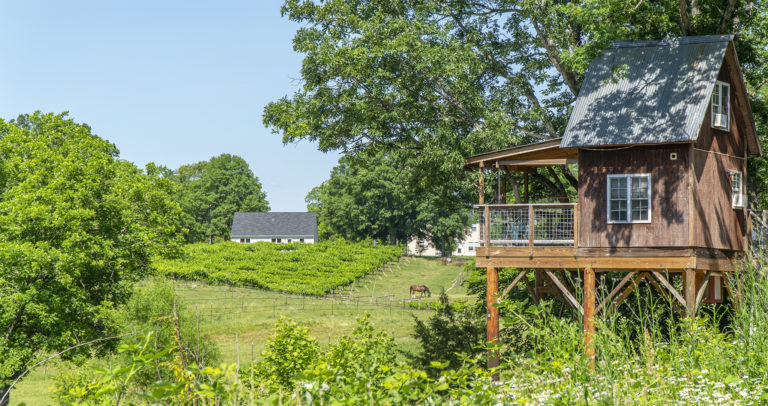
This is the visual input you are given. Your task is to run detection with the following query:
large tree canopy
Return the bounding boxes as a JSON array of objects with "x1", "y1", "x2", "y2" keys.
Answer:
[
  {"x1": 174, "y1": 154, "x2": 270, "y2": 243},
  {"x1": 266, "y1": 0, "x2": 768, "y2": 219},
  {"x1": 307, "y1": 152, "x2": 469, "y2": 251},
  {"x1": 0, "y1": 112, "x2": 185, "y2": 391}
]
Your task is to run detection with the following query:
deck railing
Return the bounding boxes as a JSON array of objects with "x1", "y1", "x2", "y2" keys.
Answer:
[{"x1": 476, "y1": 203, "x2": 578, "y2": 248}]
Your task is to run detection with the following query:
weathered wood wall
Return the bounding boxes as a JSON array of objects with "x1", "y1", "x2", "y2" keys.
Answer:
[
  {"x1": 578, "y1": 145, "x2": 690, "y2": 248},
  {"x1": 691, "y1": 48, "x2": 748, "y2": 251}
]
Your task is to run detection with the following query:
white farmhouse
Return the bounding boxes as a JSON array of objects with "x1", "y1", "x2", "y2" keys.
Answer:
[
  {"x1": 406, "y1": 223, "x2": 481, "y2": 257},
  {"x1": 230, "y1": 212, "x2": 318, "y2": 244}
]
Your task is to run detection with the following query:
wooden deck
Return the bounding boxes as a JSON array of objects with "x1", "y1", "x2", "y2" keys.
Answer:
[{"x1": 475, "y1": 247, "x2": 739, "y2": 271}]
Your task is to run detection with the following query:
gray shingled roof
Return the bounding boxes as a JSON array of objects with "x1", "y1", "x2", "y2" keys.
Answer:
[
  {"x1": 561, "y1": 35, "x2": 733, "y2": 148},
  {"x1": 230, "y1": 212, "x2": 317, "y2": 238}
]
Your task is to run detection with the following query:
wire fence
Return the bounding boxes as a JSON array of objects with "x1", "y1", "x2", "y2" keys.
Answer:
[{"x1": 477, "y1": 204, "x2": 576, "y2": 247}]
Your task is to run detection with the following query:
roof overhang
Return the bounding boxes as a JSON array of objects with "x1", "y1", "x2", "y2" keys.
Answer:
[{"x1": 466, "y1": 138, "x2": 578, "y2": 170}]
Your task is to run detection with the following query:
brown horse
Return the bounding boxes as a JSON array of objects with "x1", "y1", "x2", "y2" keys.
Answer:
[{"x1": 410, "y1": 285, "x2": 431, "y2": 298}]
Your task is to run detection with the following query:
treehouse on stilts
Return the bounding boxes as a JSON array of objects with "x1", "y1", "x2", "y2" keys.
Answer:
[{"x1": 466, "y1": 35, "x2": 763, "y2": 369}]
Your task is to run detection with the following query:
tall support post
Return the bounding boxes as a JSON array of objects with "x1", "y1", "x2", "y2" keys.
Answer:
[
  {"x1": 583, "y1": 267, "x2": 596, "y2": 362},
  {"x1": 684, "y1": 268, "x2": 696, "y2": 317},
  {"x1": 486, "y1": 266, "x2": 500, "y2": 378},
  {"x1": 478, "y1": 165, "x2": 485, "y2": 205}
]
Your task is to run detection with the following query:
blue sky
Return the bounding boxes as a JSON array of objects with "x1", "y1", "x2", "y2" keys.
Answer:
[{"x1": 0, "y1": 1, "x2": 340, "y2": 211}]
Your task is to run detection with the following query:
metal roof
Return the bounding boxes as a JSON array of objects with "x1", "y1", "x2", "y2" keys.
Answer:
[
  {"x1": 230, "y1": 212, "x2": 318, "y2": 238},
  {"x1": 561, "y1": 35, "x2": 733, "y2": 149}
]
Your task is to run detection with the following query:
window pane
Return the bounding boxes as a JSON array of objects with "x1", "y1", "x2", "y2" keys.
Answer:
[
  {"x1": 608, "y1": 177, "x2": 628, "y2": 222},
  {"x1": 610, "y1": 199, "x2": 627, "y2": 221},
  {"x1": 713, "y1": 84, "x2": 720, "y2": 107},
  {"x1": 609, "y1": 177, "x2": 627, "y2": 198},
  {"x1": 631, "y1": 199, "x2": 648, "y2": 220},
  {"x1": 630, "y1": 176, "x2": 650, "y2": 221}
]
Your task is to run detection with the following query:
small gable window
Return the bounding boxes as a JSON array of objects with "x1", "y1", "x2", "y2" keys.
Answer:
[
  {"x1": 607, "y1": 174, "x2": 651, "y2": 223},
  {"x1": 711, "y1": 81, "x2": 730, "y2": 131},
  {"x1": 730, "y1": 170, "x2": 745, "y2": 208}
]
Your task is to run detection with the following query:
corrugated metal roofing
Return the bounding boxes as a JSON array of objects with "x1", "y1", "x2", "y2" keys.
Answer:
[
  {"x1": 230, "y1": 212, "x2": 318, "y2": 239},
  {"x1": 561, "y1": 35, "x2": 733, "y2": 148}
]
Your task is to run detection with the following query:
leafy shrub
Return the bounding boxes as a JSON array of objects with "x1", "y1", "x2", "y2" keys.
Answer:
[
  {"x1": 245, "y1": 317, "x2": 320, "y2": 390},
  {"x1": 118, "y1": 278, "x2": 219, "y2": 387},
  {"x1": 410, "y1": 292, "x2": 485, "y2": 372}
]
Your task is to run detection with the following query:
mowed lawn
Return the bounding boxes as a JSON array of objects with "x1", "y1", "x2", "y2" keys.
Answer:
[{"x1": 10, "y1": 256, "x2": 473, "y2": 405}]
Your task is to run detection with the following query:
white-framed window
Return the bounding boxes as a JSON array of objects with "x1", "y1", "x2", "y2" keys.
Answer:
[
  {"x1": 607, "y1": 174, "x2": 651, "y2": 223},
  {"x1": 245, "y1": 238, "x2": 250, "y2": 243},
  {"x1": 277, "y1": 238, "x2": 282, "y2": 243},
  {"x1": 730, "y1": 170, "x2": 745, "y2": 208},
  {"x1": 300, "y1": 238, "x2": 304, "y2": 243},
  {"x1": 239, "y1": 238, "x2": 245, "y2": 243},
  {"x1": 471, "y1": 224, "x2": 478, "y2": 232},
  {"x1": 711, "y1": 81, "x2": 730, "y2": 131}
]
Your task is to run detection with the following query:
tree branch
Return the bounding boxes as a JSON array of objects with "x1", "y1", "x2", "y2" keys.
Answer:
[
  {"x1": 559, "y1": 164, "x2": 579, "y2": 190},
  {"x1": 718, "y1": 0, "x2": 738, "y2": 34},
  {"x1": 531, "y1": 17, "x2": 580, "y2": 97}
]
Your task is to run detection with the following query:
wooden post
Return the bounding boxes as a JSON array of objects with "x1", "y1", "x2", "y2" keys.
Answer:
[
  {"x1": 684, "y1": 268, "x2": 696, "y2": 317},
  {"x1": 528, "y1": 204, "x2": 535, "y2": 249},
  {"x1": 484, "y1": 205, "x2": 491, "y2": 249},
  {"x1": 523, "y1": 172, "x2": 529, "y2": 203},
  {"x1": 573, "y1": 204, "x2": 579, "y2": 249},
  {"x1": 486, "y1": 266, "x2": 500, "y2": 378},
  {"x1": 583, "y1": 267, "x2": 596, "y2": 362},
  {"x1": 478, "y1": 165, "x2": 485, "y2": 205}
]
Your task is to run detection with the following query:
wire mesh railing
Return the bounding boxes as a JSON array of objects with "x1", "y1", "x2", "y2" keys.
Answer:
[{"x1": 477, "y1": 203, "x2": 577, "y2": 248}]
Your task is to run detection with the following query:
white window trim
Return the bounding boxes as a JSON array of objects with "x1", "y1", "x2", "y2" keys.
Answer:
[
  {"x1": 730, "y1": 170, "x2": 745, "y2": 208},
  {"x1": 711, "y1": 81, "x2": 730, "y2": 131},
  {"x1": 607, "y1": 174, "x2": 652, "y2": 224}
]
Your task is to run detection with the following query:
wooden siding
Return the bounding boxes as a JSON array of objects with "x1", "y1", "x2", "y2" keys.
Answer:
[
  {"x1": 578, "y1": 145, "x2": 690, "y2": 248},
  {"x1": 691, "y1": 48, "x2": 748, "y2": 251}
]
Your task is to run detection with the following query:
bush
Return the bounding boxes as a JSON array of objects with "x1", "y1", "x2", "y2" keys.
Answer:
[
  {"x1": 245, "y1": 317, "x2": 320, "y2": 390},
  {"x1": 113, "y1": 278, "x2": 220, "y2": 390},
  {"x1": 410, "y1": 292, "x2": 485, "y2": 372}
]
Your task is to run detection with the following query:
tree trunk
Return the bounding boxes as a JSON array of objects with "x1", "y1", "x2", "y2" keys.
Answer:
[{"x1": 209, "y1": 234, "x2": 213, "y2": 245}]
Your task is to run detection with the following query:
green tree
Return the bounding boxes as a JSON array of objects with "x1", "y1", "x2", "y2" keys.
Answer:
[
  {"x1": 307, "y1": 151, "x2": 470, "y2": 252},
  {"x1": 175, "y1": 154, "x2": 269, "y2": 243},
  {"x1": 0, "y1": 112, "x2": 185, "y2": 399},
  {"x1": 267, "y1": 0, "x2": 768, "y2": 210}
]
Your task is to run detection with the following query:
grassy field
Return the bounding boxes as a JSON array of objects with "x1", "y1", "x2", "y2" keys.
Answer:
[{"x1": 10, "y1": 256, "x2": 472, "y2": 405}]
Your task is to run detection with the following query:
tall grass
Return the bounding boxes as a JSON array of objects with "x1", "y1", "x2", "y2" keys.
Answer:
[{"x1": 497, "y1": 258, "x2": 768, "y2": 405}]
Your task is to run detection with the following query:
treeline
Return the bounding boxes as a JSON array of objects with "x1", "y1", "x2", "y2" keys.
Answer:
[
  {"x1": 306, "y1": 152, "x2": 471, "y2": 253},
  {"x1": 150, "y1": 154, "x2": 270, "y2": 244}
]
